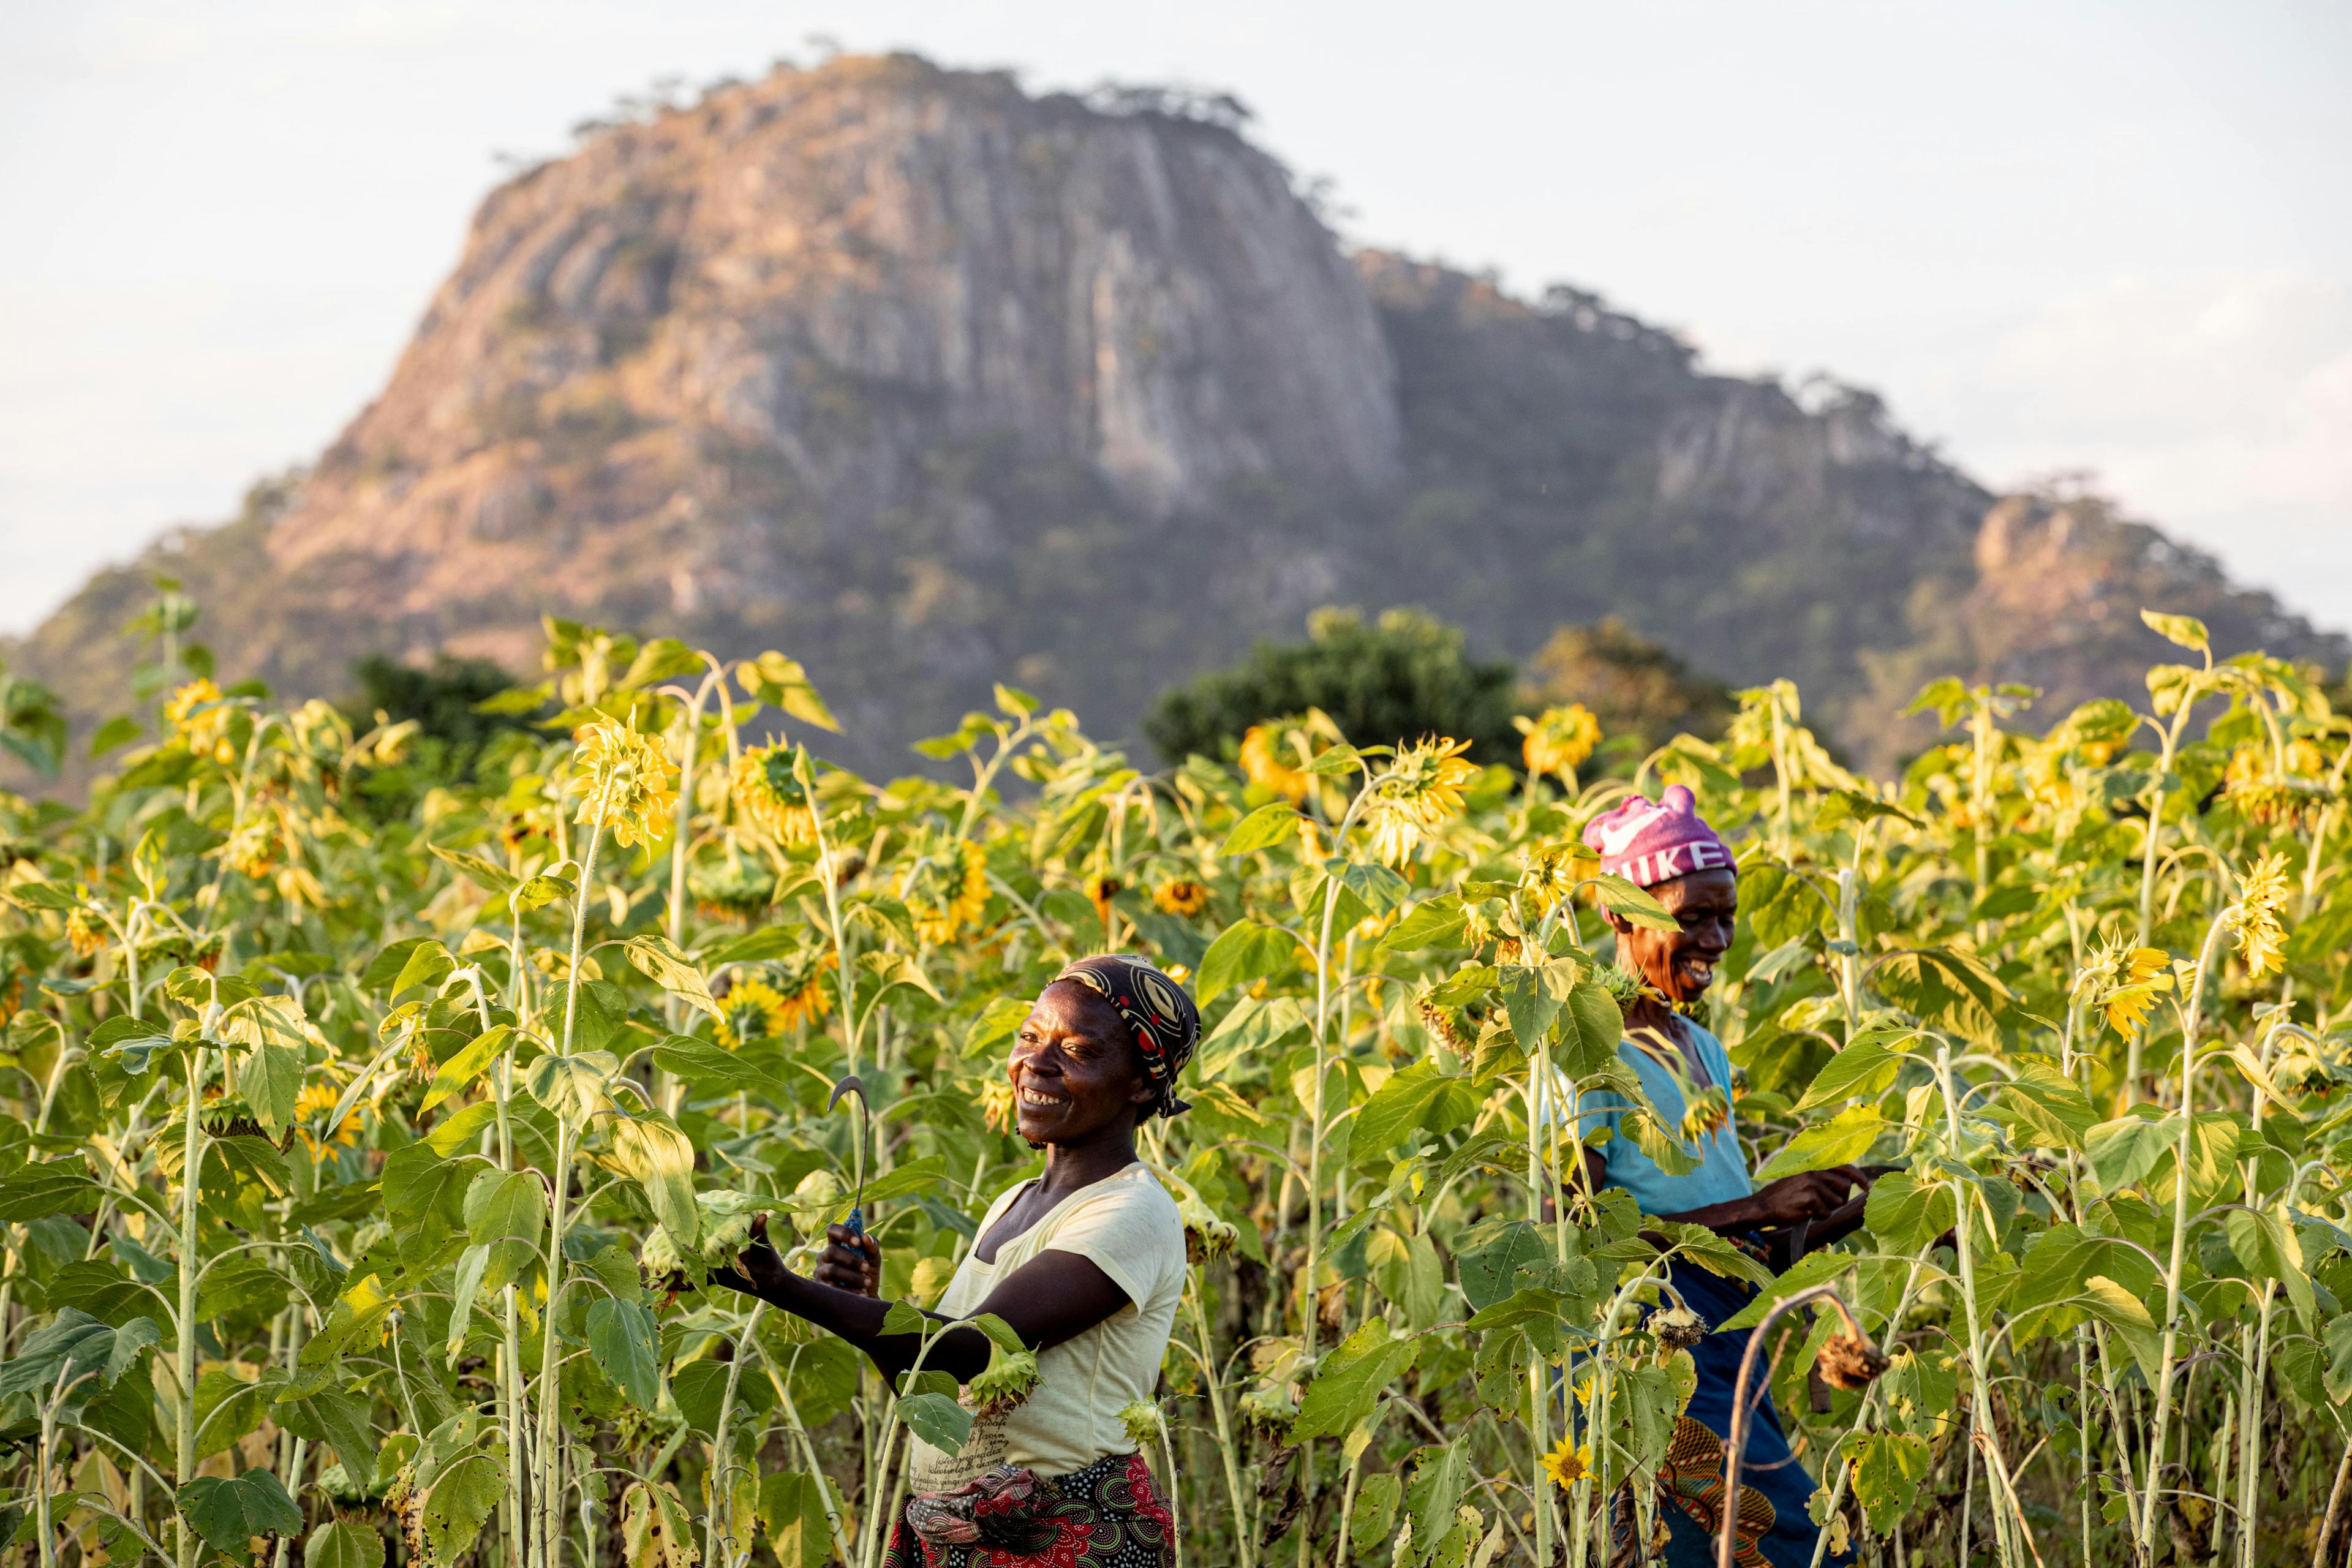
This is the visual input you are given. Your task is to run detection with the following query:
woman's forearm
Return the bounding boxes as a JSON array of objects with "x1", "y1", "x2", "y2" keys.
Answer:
[
  {"x1": 710, "y1": 1264, "x2": 990, "y2": 1382},
  {"x1": 1653, "y1": 1196, "x2": 1773, "y2": 1235}
]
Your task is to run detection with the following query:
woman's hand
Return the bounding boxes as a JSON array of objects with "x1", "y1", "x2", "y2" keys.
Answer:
[
  {"x1": 1749, "y1": 1166, "x2": 1872, "y2": 1228},
  {"x1": 812, "y1": 1223, "x2": 882, "y2": 1296}
]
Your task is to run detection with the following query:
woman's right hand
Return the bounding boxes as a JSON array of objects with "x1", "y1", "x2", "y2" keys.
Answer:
[
  {"x1": 1749, "y1": 1166, "x2": 1871, "y2": 1228},
  {"x1": 812, "y1": 1223, "x2": 882, "y2": 1297}
]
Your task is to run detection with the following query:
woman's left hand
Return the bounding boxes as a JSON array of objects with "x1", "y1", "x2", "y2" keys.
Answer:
[{"x1": 813, "y1": 1223, "x2": 882, "y2": 1295}]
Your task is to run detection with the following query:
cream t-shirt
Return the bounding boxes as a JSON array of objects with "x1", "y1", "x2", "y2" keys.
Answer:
[{"x1": 905, "y1": 1163, "x2": 1185, "y2": 1489}]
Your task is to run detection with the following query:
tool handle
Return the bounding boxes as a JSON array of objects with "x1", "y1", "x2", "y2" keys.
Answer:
[{"x1": 845, "y1": 1205, "x2": 865, "y2": 1238}]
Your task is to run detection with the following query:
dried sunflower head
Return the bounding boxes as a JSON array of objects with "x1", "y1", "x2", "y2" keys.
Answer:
[
  {"x1": 1651, "y1": 1304, "x2": 1707, "y2": 1354},
  {"x1": 1816, "y1": 1330, "x2": 1890, "y2": 1391}
]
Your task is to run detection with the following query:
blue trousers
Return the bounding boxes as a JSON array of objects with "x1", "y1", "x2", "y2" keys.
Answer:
[{"x1": 1648, "y1": 1261, "x2": 1849, "y2": 1567}]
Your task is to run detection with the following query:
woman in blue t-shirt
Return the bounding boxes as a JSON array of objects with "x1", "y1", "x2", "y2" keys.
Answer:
[{"x1": 1571, "y1": 786, "x2": 1869, "y2": 1567}]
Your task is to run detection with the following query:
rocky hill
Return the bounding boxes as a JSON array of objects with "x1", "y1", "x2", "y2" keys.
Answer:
[{"x1": 10, "y1": 53, "x2": 2340, "y2": 780}]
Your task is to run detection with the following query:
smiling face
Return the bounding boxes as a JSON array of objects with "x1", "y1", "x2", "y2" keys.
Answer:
[
  {"x1": 1609, "y1": 866, "x2": 1738, "y2": 1005},
  {"x1": 1008, "y1": 980, "x2": 1158, "y2": 1146}
]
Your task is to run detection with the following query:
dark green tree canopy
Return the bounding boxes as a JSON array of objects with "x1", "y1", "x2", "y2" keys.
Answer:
[{"x1": 1144, "y1": 607, "x2": 1520, "y2": 764}]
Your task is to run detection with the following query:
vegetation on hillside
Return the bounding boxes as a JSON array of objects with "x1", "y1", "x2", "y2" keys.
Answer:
[{"x1": 1143, "y1": 608, "x2": 1520, "y2": 766}]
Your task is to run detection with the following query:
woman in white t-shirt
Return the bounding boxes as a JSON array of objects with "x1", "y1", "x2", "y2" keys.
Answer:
[{"x1": 714, "y1": 955, "x2": 1197, "y2": 1568}]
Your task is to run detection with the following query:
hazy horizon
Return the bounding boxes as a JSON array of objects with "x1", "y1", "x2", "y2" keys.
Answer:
[{"x1": 4, "y1": 0, "x2": 2346, "y2": 643}]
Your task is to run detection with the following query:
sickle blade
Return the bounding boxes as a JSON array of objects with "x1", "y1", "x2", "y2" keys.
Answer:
[{"x1": 828, "y1": 1073, "x2": 867, "y2": 1111}]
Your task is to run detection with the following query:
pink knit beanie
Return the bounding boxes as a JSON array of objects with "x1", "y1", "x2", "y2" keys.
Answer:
[{"x1": 1580, "y1": 785, "x2": 1734, "y2": 888}]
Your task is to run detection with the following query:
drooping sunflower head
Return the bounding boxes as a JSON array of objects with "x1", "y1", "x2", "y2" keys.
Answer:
[
  {"x1": 979, "y1": 1076, "x2": 1017, "y2": 1134},
  {"x1": 897, "y1": 832, "x2": 989, "y2": 945},
  {"x1": 968, "y1": 1344, "x2": 1043, "y2": 1420},
  {"x1": 1679, "y1": 1084, "x2": 1732, "y2": 1142},
  {"x1": 221, "y1": 818, "x2": 278, "y2": 880},
  {"x1": 714, "y1": 978, "x2": 791, "y2": 1049},
  {"x1": 2223, "y1": 744, "x2": 2332, "y2": 829},
  {"x1": 1238, "y1": 722, "x2": 1313, "y2": 804},
  {"x1": 1083, "y1": 873, "x2": 1123, "y2": 925},
  {"x1": 765, "y1": 949, "x2": 838, "y2": 1033},
  {"x1": 1523, "y1": 841, "x2": 1598, "y2": 903},
  {"x1": 1116, "y1": 1398, "x2": 1169, "y2": 1449},
  {"x1": 689, "y1": 858, "x2": 775, "y2": 922},
  {"x1": 1597, "y1": 963, "x2": 1656, "y2": 1019},
  {"x1": 64, "y1": 907, "x2": 106, "y2": 959},
  {"x1": 2231, "y1": 852, "x2": 2293, "y2": 979},
  {"x1": 568, "y1": 717, "x2": 677, "y2": 851},
  {"x1": 1364, "y1": 736, "x2": 1479, "y2": 865},
  {"x1": 166, "y1": 678, "x2": 238, "y2": 763},
  {"x1": 2083, "y1": 938, "x2": 2173, "y2": 1035},
  {"x1": 1515, "y1": 703, "x2": 1602, "y2": 776},
  {"x1": 731, "y1": 744, "x2": 818, "y2": 846}
]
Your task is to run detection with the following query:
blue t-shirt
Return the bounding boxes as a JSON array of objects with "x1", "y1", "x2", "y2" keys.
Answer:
[{"x1": 1570, "y1": 1020, "x2": 1752, "y2": 1218}]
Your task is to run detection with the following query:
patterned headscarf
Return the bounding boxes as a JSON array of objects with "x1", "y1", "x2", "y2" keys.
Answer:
[{"x1": 1052, "y1": 954, "x2": 1200, "y2": 1118}]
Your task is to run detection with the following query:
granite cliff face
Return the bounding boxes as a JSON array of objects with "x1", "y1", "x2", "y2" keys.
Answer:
[{"x1": 10, "y1": 54, "x2": 2341, "y2": 777}]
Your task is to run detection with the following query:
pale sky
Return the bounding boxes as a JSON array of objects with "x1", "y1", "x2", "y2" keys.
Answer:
[{"x1": 4, "y1": 0, "x2": 2346, "y2": 636}]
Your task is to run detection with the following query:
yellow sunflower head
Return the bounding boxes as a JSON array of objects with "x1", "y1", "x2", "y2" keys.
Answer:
[
  {"x1": 1363, "y1": 736, "x2": 1479, "y2": 865},
  {"x1": 166, "y1": 679, "x2": 237, "y2": 762},
  {"x1": 898, "y1": 834, "x2": 989, "y2": 945},
  {"x1": 1539, "y1": 1433, "x2": 1590, "y2": 1490},
  {"x1": 294, "y1": 1080, "x2": 360, "y2": 1158},
  {"x1": 568, "y1": 717, "x2": 677, "y2": 850},
  {"x1": 731, "y1": 744, "x2": 818, "y2": 845},
  {"x1": 1084, "y1": 873, "x2": 1123, "y2": 925},
  {"x1": 2085, "y1": 938, "x2": 2173, "y2": 1036},
  {"x1": 715, "y1": 978, "x2": 791, "y2": 1049},
  {"x1": 767, "y1": 949, "x2": 838, "y2": 1033},
  {"x1": 1152, "y1": 878, "x2": 1210, "y2": 918},
  {"x1": 1238, "y1": 723, "x2": 1313, "y2": 804},
  {"x1": 2231, "y1": 853, "x2": 2293, "y2": 979},
  {"x1": 221, "y1": 818, "x2": 277, "y2": 879},
  {"x1": 64, "y1": 907, "x2": 106, "y2": 959},
  {"x1": 1523, "y1": 841, "x2": 1597, "y2": 902},
  {"x1": 1515, "y1": 703, "x2": 1602, "y2": 776}
]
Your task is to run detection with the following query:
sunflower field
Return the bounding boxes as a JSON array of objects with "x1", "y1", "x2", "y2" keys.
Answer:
[{"x1": 1, "y1": 603, "x2": 2349, "y2": 1568}]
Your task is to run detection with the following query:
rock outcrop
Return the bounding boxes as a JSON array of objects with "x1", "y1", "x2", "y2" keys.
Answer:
[{"x1": 7, "y1": 54, "x2": 2340, "y2": 780}]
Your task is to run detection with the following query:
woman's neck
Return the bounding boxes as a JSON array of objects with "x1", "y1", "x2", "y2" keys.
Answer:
[
  {"x1": 1036, "y1": 1120, "x2": 1140, "y2": 1197},
  {"x1": 1624, "y1": 995, "x2": 1684, "y2": 1038}
]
